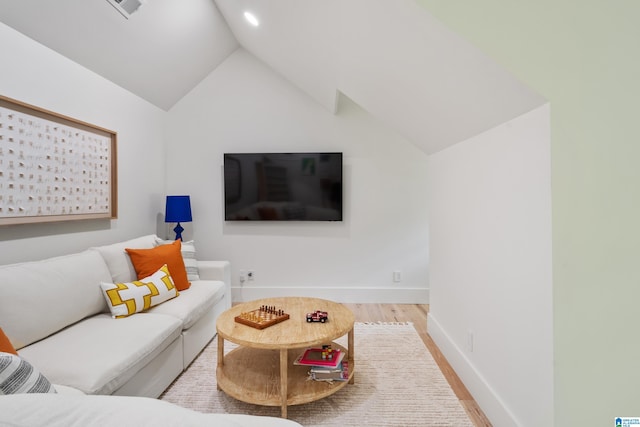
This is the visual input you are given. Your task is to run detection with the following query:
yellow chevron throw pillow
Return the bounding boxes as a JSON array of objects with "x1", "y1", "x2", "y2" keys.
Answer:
[{"x1": 100, "y1": 264, "x2": 179, "y2": 318}]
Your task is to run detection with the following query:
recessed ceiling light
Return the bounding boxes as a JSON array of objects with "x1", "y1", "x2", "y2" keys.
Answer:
[{"x1": 244, "y1": 11, "x2": 259, "y2": 27}]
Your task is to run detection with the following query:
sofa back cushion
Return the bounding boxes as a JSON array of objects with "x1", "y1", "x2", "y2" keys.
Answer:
[
  {"x1": 0, "y1": 250, "x2": 112, "y2": 350},
  {"x1": 91, "y1": 235, "x2": 156, "y2": 284}
]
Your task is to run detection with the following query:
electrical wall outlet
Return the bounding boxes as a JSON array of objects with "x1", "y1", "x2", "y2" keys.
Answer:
[
  {"x1": 247, "y1": 270, "x2": 255, "y2": 281},
  {"x1": 239, "y1": 270, "x2": 246, "y2": 284},
  {"x1": 393, "y1": 270, "x2": 402, "y2": 283}
]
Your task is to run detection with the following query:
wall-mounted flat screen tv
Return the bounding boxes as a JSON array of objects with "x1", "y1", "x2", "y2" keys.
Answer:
[{"x1": 224, "y1": 152, "x2": 343, "y2": 221}]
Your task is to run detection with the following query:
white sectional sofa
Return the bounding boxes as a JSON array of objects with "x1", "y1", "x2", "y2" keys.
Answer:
[
  {"x1": 0, "y1": 234, "x2": 304, "y2": 427},
  {"x1": 0, "y1": 234, "x2": 231, "y2": 398}
]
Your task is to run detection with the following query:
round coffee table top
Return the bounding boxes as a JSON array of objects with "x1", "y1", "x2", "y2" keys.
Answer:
[{"x1": 216, "y1": 296, "x2": 354, "y2": 349}]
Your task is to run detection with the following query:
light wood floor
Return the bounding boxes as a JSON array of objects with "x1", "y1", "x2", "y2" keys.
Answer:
[{"x1": 342, "y1": 303, "x2": 492, "y2": 427}]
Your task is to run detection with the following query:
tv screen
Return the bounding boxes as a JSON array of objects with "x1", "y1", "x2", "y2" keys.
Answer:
[{"x1": 224, "y1": 152, "x2": 343, "y2": 221}]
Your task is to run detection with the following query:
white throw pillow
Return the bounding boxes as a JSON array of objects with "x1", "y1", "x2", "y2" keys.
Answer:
[
  {"x1": 0, "y1": 352, "x2": 56, "y2": 395},
  {"x1": 100, "y1": 264, "x2": 179, "y2": 318},
  {"x1": 154, "y1": 237, "x2": 200, "y2": 281}
]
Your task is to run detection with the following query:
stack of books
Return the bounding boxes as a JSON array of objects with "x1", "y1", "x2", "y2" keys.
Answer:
[{"x1": 293, "y1": 346, "x2": 349, "y2": 383}]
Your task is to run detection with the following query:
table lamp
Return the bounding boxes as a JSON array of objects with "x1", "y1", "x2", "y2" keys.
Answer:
[{"x1": 165, "y1": 195, "x2": 192, "y2": 240}]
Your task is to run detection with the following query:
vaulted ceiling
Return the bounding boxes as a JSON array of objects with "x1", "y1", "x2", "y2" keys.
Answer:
[{"x1": 0, "y1": 0, "x2": 545, "y2": 153}]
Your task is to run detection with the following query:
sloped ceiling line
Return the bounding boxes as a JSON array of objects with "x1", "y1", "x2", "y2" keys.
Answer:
[
  {"x1": 0, "y1": 0, "x2": 544, "y2": 153},
  {"x1": 0, "y1": 0, "x2": 239, "y2": 110}
]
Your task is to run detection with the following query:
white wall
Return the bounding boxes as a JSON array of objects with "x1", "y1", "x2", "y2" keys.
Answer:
[
  {"x1": 166, "y1": 49, "x2": 429, "y2": 303},
  {"x1": 426, "y1": 104, "x2": 553, "y2": 426},
  {"x1": 0, "y1": 23, "x2": 166, "y2": 264}
]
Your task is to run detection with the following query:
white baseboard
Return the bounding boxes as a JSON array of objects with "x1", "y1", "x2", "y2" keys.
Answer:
[
  {"x1": 427, "y1": 313, "x2": 520, "y2": 427},
  {"x1": 231, "y1": 286, "x2": 429, "y2": 304}
]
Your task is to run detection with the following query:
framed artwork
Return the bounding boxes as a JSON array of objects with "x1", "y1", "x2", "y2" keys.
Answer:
[{"x1": 0, "y1": 95, "x2": 117, "y2": 225}]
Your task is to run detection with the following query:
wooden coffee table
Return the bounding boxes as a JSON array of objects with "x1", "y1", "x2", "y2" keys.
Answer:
[{"x1": 216, "y1": 297, "x2": 355, "y2": 418}]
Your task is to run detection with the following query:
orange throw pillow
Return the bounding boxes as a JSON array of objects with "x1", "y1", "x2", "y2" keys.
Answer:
[
  {"x1": 126, "y1": 240, "x2": 191, "y2": 291},
  {"x1": 0, "y1": 327, "x2": 18, "y2": 355}
]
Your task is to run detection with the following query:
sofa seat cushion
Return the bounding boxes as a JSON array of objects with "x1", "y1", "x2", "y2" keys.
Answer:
[
  {"x1": 143, "y1": 280, "x2": 225, "y2": 330},
  {"x1": 0, "y1": 250, "x2": 113, "y2": 350},
  {"x1": 18, "y1": 313, "x2": 182, "y2": 395}
]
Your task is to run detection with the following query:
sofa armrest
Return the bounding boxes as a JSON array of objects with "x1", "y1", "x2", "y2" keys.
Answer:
[
  {"x1": 197, "y1": 260, "x2": 230, "y2": 283},
  {"x1": 197, "y1": 260, "x2": 232, "y2": 311}
]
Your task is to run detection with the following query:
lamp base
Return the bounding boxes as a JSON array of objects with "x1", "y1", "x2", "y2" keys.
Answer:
[{"x1": 173, "y1": 222, "x2": 184, "y2": 241}]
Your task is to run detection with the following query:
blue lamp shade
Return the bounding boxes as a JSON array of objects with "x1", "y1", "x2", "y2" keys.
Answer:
[{"x1": 165, "y1": 195, "x2": 192, "y2": 240}]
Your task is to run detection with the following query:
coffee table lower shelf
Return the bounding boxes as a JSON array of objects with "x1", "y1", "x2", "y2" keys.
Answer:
[{"x1": 216, "y1": 342, "x2": 353, "y2": 414}]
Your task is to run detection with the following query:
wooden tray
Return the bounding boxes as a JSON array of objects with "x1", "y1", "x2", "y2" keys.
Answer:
[{"x1": 234, "y1": 306, "x2": 290, "y2": 330}]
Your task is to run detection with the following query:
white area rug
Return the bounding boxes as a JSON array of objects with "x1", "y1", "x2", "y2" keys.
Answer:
[{"x1": 161, "y1": 322, "x2": 474, "y2": 427}]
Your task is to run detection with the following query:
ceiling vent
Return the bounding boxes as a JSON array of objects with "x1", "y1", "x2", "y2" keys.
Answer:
[{"x1": 106, "y1": 0, "x2": 143, "y2": 19}]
